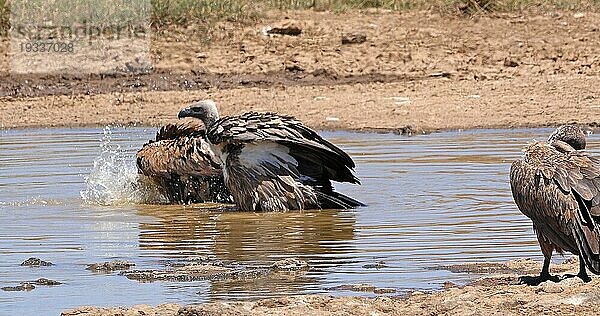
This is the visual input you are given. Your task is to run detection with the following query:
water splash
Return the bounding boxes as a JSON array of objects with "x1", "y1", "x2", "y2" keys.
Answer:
[{"x1": 80, "y1": 126, "x2": 166, "y2": 205}]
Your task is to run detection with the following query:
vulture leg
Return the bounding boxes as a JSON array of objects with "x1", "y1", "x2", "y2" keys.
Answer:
[
  {"x1": 519, "y1": 231, "x2": 560, "y2": 285},
  {"x1": 577, "y1": 255, "x2": 592, "y2": 282},
  {"x1": 563, "y1": 255, "x2": 592, "y2": 282}
]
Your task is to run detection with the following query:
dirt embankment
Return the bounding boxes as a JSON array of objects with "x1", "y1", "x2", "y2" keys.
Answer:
[
  {"x1": 2, "y1": 10, "x2": 600, "y2": 131},
  {"x1": 62, "y1": 258, "x2": 600, "y2": 316}
]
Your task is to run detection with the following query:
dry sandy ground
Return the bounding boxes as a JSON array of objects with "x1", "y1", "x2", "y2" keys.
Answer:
[
  {"x1": 62, "y1": 258, "x2": 600, "y2": 315},
  {"x1": 2, "y1": 10, "x2": 600, "y2": 132}
]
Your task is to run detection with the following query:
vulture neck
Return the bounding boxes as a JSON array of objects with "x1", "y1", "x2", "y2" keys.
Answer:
[
  {"x1": 202, "y1": 115, "x2": 218, "y2": 128},
  {"x1": 200, "y1": 107, "x2": 220, "y2": 128}
]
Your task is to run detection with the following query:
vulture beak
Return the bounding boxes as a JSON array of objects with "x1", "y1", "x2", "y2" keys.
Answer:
[{"x1": 178, "y1": 107, "x2": 193, "y2": 119}]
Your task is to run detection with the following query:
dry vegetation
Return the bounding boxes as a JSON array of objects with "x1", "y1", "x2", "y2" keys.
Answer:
[{"x1": 2, "y1": 0, "x2": 600, "y2": 37}]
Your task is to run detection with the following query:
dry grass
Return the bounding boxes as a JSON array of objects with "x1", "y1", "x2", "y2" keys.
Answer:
[{"x1": 1, "y1": 0, "x2": 600, "y2": 37}]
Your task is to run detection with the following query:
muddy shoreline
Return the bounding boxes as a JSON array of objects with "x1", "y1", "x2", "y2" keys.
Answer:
[{"x1": 60, "y1": 258, "x2": 600, "y2": 315}]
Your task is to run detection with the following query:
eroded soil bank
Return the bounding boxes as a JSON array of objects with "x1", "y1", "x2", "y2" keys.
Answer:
[{"x1": 2, "y1": 10, "x2": 600, "y2": 132}]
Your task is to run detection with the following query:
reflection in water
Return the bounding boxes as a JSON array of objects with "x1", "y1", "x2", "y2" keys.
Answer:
[
  {"x1": 3, "y1": 127, "x2": 599, "y2": 314},
  {"x1": 135, "y1": 204, "x2": 356, "y2": 297}
]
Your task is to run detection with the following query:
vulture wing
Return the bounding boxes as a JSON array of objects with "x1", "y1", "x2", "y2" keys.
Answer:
[
  {"x1": 510, "y1": 142, "x2": 600, "y2": 273},
  {"x1": 154, "y1": 121, "x2": 206, "y2": 141},
  {"x1": 207, "y1": 112, "x2": 359, "y2": 185},
  {"x1": 137, "y1": 123, "x2": 221, "y2": 178},
  {"x1": 136, "y1": 122, "x2": 229, "y2": 204}
]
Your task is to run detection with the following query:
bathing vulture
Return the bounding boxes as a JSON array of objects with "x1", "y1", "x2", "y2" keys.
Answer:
[
  {"x1": 178, "y1": 100, "x2": 364, "y2": 212},
  {"x1": 510, "y1": 124, "x2": 600, "y2": 284},
  {"x1": 136, "y1": 121, "x2": 231, "y2": 204}
]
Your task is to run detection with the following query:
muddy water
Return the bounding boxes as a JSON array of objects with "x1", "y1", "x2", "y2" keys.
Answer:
[{"x1": 0, "y1": 127, "x2": 590, "y2": 314}]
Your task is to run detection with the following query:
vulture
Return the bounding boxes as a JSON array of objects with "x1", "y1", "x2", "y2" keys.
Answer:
[
  {"x1": 136, "y1": 121, "x2": 231, "y2": 204},
  {"x1": 177, "y1": 100, "x2": 364, "y2": 212},
  {"x1": 510, "y1": 124, "x2": 600, "y2": 284}
]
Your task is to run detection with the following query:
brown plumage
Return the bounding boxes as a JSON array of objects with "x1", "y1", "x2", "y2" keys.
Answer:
[
  {"x1": 136, "y1": 121, "x2": 231, "y2": 204},
  {"x1": 510, "y1": 124, "x2": 600, "y2": 284},
  {"x1": 178, "y1": 100, "x2": 364, "y2": 212}
]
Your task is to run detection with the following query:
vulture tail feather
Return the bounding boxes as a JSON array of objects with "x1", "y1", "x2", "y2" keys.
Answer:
[
  {"x1": 315, "y1": 191, "x2": 366, "y2": 209},
  {"x1": 572, "y1": 193, "x2": 600, "y2": 274}
]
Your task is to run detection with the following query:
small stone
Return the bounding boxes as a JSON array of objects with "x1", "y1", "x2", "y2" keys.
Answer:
[
  {"x1": 538, "y1": 280, "x2": 564, "y2": 293},
  {"x1": 342, "y1": 32, "x2": 367, "y2": 44},
  {"x1": 504, "y1": 58, "x2": 519, "y2": 67},
  {"x1": 443, "y1": 281, "x2": 457, "y2": 289},
  {"x1": 285, "y1": 64, "x2": 305, "y2": 72},
  {"x1": 373, "y1": 288, "x2": 397, "y2": 294},
  {"x1": 32, "y1": 278, "x2": 62, "y2": 286},
  {"x1": 560, "y1": 277, "x2": 584, "y2": 286},
  {"x1": 263, "y1": 21, "x2": 302, "y2": 36}
]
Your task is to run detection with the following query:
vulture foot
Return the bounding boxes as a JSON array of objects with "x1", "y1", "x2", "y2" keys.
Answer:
[
  {"x1": 518, "y1": 274, "x2": 560, "y2": 286},
  {"x1": 561, "y1": 272, "x2": 592, "y2": 283}
]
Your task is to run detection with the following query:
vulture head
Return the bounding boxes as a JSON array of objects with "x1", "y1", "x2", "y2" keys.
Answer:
[
  {"x1": 548, "y1": 124, "x2": 586, "y2": 151},
  {"x1": 178, "y1": 99, "x2": 220, "y2": 128}
]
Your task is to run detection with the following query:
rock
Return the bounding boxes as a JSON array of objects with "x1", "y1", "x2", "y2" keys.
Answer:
[
  {"x1": 341, "y1": 32, "x2": 367, "y2": 44},
  {"x1": 1, "y1": 284, "x2": 35, "y2": 292},
  {"x1": 373, "y1": 288, "x2": 397, "y2": 294},
  {"x1": 443, "y1": 281, "x2": 457, "y2": 289},
  {"x1": 560, "y1": 277, "x2": 584, "y2": 286},
  {"x1": 271, "y1": 258, "x2": 309, "y2": 271},
  {"x1": 122, "y1": 264, "x2": 234, "y2": 282},
  {"x1": 537, "y1": 281, "x2": 564, "y2": 294},
  {"x1": 1, "y1": 278, "x2": 61, "y2": 292},
  {"x1": 504, "y1": 58, "x2": 519, "y2": 67},
  {"x1": 31, "y1": 278, "x2": 61, "y2": 286},
  {"x1": 262, "y1": 21, "x2": 302, "y2": 36},
  {"x1": 331, "y1": 284, "x2": 376, "y2": 292},
  {"x1": 21, "y1": 257, "x2": 53, "y2": 267},
  {"x1": 362, "y1": 261, "x2": 387, "y2": 269},
  {"x1": 429, "y1": 71, "x2": 452, "y2": 78},
  {"x1": 86, "y1": 260, "x2": 135, "y2": 272},
  {"x1": 62, "y1": 304, "x2": 180, "y2": 316},
  {"x1": 285, "y1": 64, "x2": 305, "y2": 72}
]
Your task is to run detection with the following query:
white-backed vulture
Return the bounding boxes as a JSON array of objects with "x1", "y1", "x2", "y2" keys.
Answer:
[
  {"x1": 510, "y1": 124, "x2": 600, "y2": 284},
  {"x1": 136, "y1": 121, "x2": 231, "y2": 204},
  {"x1": 177, "y1": 100, "x2": 364, "y2": 212}
]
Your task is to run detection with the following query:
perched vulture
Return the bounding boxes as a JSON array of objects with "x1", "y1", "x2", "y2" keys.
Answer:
[
  {"x1": 510, "y1": 124, "x2": 600, "y2": 284},
  {"x1": 136, "y1": 121, "x2": 231, "y2": 204},
  {"x1": 177, "y1": 100, "x2": 364, "y2": 212}
]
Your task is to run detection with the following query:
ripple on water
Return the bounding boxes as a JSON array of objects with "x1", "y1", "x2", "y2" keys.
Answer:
[{"x1": 0, "y1": 127, "x2": 593, "y2": 314}]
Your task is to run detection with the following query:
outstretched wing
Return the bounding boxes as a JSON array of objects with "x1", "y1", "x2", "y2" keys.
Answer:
[
  {"x1": 136, "y1": 122, "x2": 229, "y2": 204},
  {"x1": 207, "y1": 112, "x2": 359, "y2": 184},
  {"x1": 137, "y1": 123, "x2": 222, "y2": 178},
  {"x1": 510, "y1": 142, "x2": 600, "y2": 272}
]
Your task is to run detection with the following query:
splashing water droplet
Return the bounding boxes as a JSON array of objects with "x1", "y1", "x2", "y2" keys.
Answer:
[{"x1": 80, "y1": 126, "x2": 166, "y2": 205}]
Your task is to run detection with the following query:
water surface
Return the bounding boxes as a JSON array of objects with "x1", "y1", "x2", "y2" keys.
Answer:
[{"x1": 0, "y1": 127, "x2": 590, "y2": 314}]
